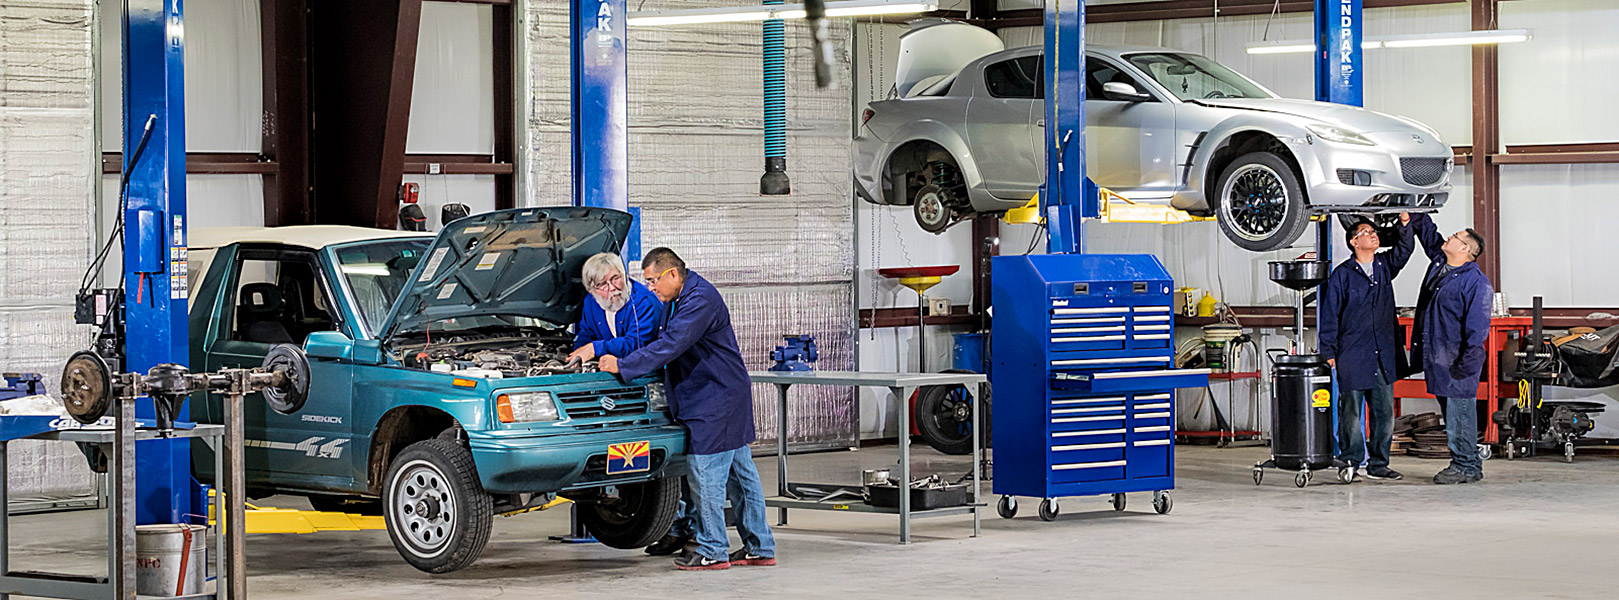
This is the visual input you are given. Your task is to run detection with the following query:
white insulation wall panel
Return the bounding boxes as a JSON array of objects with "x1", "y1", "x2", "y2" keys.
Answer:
[
  {"x1": 1500, "y1": 0, "x2": 1619, "y2": 146},
  {"x1": 0, "y1": 0, "x2": 101, "y2": 506},
  {"x1": 524, "y1": 2, "x2": 858, "y2": 449}
]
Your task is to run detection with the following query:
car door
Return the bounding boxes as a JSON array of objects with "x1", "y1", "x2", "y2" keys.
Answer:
[
  {"x1": 966, "y1": 54, "x2": 1042, "y2": 201},
  {"x1": 1083, "y1": 55, "x2": 1178, "y2": 200},
  {"x1": 201, "y1": 244, "x2": 358, "y2": 489}
]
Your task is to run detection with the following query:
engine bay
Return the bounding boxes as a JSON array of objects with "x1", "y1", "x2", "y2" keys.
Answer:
[{"x1": 395, "y1": 329, "x2": 597, "y2": 378}]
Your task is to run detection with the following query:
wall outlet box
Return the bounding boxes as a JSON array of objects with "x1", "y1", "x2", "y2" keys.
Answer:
[{"x1": 927, "y1": 297, "x2": 951, "y2": 316}]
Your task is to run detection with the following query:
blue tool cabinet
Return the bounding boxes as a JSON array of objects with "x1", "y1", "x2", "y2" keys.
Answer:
[{"x1": 990, "y1": 254, "x2": 1209, "y2": 520}]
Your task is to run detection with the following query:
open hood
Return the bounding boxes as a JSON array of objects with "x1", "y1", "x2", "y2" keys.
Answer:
[
  {"x1": 893, "y1": 19, "x2": 1004, "y2": 98},
  {"x1": 377, "y1": 207, "x2": 632, "y2": 343}
]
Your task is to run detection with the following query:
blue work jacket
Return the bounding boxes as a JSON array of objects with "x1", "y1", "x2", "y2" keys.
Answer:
[
  {"x1": 573, "y1": 280, "x2": 665, "y2": 358},
  {"x1": 1408, "y1": 213, "x2": 1495, "y2": 398},
  {"x1": 617, "y1": 271, "x2": 756, "y2": 455},
  {"x1": 1319, "y1": 223, "x2": 1416, "y2": 391}
]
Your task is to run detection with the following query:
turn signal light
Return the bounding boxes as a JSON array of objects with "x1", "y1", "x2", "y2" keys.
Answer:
[
  {"x1": 453, "y1": 378, "x2": 477, "y2": 388},
  {"x1": 496, "y1": 394, "x2": 515, "y2": 423}
]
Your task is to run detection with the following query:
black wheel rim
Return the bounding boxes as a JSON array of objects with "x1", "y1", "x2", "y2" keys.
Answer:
[
  {"x1": 923, "y1": 386, "x2": 974, "y2": 444},
  {"x1": 1221, "y1": 164, "x2": 1289, "y2": 241}
]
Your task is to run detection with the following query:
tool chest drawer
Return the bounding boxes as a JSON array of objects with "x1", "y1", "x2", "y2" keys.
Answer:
[{"x1": 1051, "y1": 367, "x2": 1210, "y2": 394}]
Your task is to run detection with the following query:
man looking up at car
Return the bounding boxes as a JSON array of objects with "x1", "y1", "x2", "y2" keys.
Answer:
[
  {"x1": 1407, "y1": 212, "x2": 1494, "y2": 484},
  {"x1": 1319, "y1": 219, "x2": 1415, "y2": 482},
  {"x1": 599, "y1": 248, "x2": 776, "y2": 571}
]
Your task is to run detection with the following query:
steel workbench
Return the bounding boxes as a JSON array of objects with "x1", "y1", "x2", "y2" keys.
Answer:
[{"x1": 748, "y1": 370, "x2": 987, "y2": 544}]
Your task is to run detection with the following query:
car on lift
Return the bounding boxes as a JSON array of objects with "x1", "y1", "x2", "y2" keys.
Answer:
[
  {"x1": 853, "y1": 20, "x2": 1454, "y2": 252},
  {"x1": 186, "y1": 207, "x2": 685, "y2": 573}
]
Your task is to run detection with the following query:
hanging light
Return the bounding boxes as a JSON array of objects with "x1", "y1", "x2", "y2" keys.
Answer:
[
  {"x1": 628, "y1": 0, "x2": 938, "y2": 27},
  {"x1": 1245, "y1": 28, "x2": 1532, "y2": 55}
]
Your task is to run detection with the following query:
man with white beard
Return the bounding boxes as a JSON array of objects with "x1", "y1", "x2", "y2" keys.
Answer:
[{"x1": 568, "y1": 252, "x2": 665, "y2": 366}]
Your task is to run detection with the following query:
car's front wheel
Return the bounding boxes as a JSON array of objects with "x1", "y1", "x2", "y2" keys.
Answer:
[
  {"x1": 383, "y1": 439, "x2": 494, "y2": 574},
  {"x1": 576, "y1": 476, "x2": 681, "y2": 549},
  {"x1": 1215, "y1": 152, "x2": 1309, "y2": 252}
]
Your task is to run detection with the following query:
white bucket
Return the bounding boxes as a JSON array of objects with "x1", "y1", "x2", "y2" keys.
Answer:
[{"x1": 135, "y1": 524, "x2": 207, "y2": 597}]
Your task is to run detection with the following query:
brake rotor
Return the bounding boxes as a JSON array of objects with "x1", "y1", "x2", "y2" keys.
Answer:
[
  {"x1": 261, "y1": 344, "x2": 310, "y2": 415},
  {"x1": 61, "y1": 351, "x2": 113, "y2": 424}
]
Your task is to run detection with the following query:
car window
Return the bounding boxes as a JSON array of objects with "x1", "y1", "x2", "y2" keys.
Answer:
[
  {"x1": 229, "y1": 252, "x2": 337, "y2": 345},
  {"x1": 983, "y1": 56, "x2": 1042, "y2": 99},
  {"x1": 1086, "y1": 58, "x2": 1154, "y2": 101},
  {"x1": 1125, "y1": 52, "x2": 1272, "y2": 101},
  {"x1": 334, "y1": 239, "x2": 432, "y2": 336}
]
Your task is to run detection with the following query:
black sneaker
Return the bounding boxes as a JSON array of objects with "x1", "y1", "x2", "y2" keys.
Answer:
[
  {"x1": 728, "y1": 548, "x2": 776, "y2": 567},
  {"x1": 645, "y1": 535, "x2": 690, "y2": 556},
  {"x1": 1433, "y1": 467, "x2": 1481, "y2": 485},
  {"x1": 1365, "y1": 467, "x2": 1404, "y2": 481},
  {"x1": 674, "y1": 553, "x2": 730, "y2": 571}
]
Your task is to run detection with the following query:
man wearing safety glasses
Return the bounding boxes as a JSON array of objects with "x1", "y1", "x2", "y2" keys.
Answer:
[
  {"x1": 598, "y1": 247, "x2": 776, "y2": 571},
  {"x1": 1319, "y1": 218, "x2": 1416, "y2": 482},
  {"x1": 1408, "y1": 213, "x2": 1494, "y2": 484},
  {"x1": 566, "y1": 252, "x2": 665, "y2": 367}
]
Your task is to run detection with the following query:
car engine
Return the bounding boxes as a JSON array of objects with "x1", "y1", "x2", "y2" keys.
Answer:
[{"x1": 396, "y1": 332, "x2": 597, "y2": 378}]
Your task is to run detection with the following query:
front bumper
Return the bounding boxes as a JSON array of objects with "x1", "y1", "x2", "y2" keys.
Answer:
[
  {"x1": 467, "y1": 425, "x2": 688, "y2": 494},
  {"x1": 1288, "y1": 133, "x2": 1453, "y2": 213}
]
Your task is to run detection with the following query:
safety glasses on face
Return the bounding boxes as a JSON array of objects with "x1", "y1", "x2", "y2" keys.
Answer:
[
  {"x1": 1352, "y1": 228, "x2": 1379, "y2": 240},
  {"x1": 591, "y1": 272, "x2": 625, "y2": 293},
  {"x1": 645, "y1": 267, "x2": 676, "y2": 287}
]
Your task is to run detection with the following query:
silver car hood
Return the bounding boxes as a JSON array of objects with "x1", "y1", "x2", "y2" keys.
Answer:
[{"x1": 1193, "y1": 98, "x2": 1437, "y2": 136}]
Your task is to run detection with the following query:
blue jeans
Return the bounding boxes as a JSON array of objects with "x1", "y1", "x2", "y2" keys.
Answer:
[
  {"x1": 667, "y1": 475, "x2": 697, "y2": 538},
  {"x1": 689, "y1": 447, "x2": 775, "y2": 562},
  {"x1": 1337, "y1": 370, "x2": 1395, "y2": 470},
  {"x1": 1441, "y1": 395, "x2": 1482, "y2": 476}
]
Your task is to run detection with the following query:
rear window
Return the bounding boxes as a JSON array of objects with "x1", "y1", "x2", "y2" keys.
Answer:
[{"x1": 983, "y1": 56, "x2": 1042, "y2": 99}]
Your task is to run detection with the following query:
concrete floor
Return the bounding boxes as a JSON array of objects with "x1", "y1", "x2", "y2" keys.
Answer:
[{"x1": 10, "y1": 444, "x2": 1619, "y2": 599}]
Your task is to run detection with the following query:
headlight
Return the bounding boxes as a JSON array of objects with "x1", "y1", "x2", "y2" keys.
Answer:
[
  {"x1": 1307, "y1": 124, "x2": 1376, "y2": 146},
  {"x1": 496, "y1": 391, "x2": 559, "y2": 423},
  {"x1": 645, "y1": 383, "x2": 668, "y2": 411}
]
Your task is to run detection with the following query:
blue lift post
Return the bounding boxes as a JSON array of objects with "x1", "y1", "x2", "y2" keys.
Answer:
[
  {"x1": 123, "y1": 0, "x2": 194, "y2": 526},
  {"x1": 1315, "y1": 0, "x2": 1363, "y2": 450},
  {"x1": 573, "y1": 0, "x2": 630, "y2": 212},
  {"x1": 990, "y1": 0, "x2": 1208, "y2": 520}
]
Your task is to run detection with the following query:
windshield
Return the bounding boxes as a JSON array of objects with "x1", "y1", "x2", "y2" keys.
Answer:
[
  {"x1": 1125, "y1": 52, "x2": 1272, "y2": 102},
  {"x1": 335, "y1": 239, "x2": 432, "y2": 335}
]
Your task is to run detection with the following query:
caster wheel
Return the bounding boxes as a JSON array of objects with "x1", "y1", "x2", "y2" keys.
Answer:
[
  {"x1": 1252, "y1": 468, "x2": 1263, "y2": 486},
  {"x1": 997, "y1": 495, "x2": 1017, "y2": 519},
  {"x1": 1478, "y1": 444, "x2": 1493, "y2": 461},
  {"x1": 1338, "y1": 467, "x2": 1356, "y2": 484},
  {"x1": 1565, "y1": 443, "x2": 1575, "y2": 463},
  {"x1": 1038, "y1": 498, "x2": 1059, "y2": 522},
  {"x1": 1294, "y1": 472, "x2": 1309, "y2": 488},
  {"x1": 1153, "y1": 491, "x2": 1172, "y2": 515},
  {"x1": 1506, "y1": 443, "x2": 1517, "y2": 460},
  {"x1": 1111, "y1": 493, "x2": 1127, "y2": 512}
]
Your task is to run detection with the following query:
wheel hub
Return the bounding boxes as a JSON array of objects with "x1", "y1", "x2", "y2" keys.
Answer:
[
  {"x1": 394, "y1": 462, "x2": 456, "y2": 554},
  {"x1": 952, "y1": 403, "x2": 970, "y2": 422}
]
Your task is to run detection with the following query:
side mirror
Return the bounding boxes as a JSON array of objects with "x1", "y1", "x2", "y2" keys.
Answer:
[
  {"x1": 304, "y1": 331, "x2": 354, "y2": 361},
  {"x1": 1101, "y1": 81, "x2": 1152, "y2": 103}
]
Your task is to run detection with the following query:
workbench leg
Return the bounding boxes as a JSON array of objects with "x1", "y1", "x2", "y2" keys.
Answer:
[
  {"x1": 895, "y1": 386, "x2": 911, "y2": 545},
  {"x1": 113, "y1": 397, "x2": 135, "y2": 598},
  {"x1": 971, "y1": 382, "x2": 982, "y2": 538},
  {"x1": 776, "y1": 383, "x2": 790, "y2": 526},
  {"x1": 214, "y1": 430, "x2": 225, "y2": 600},
  {"x1": 225, "y1": 394, "x2": 247, "y2": 600},
  {"x1": 1, "y1": 441, "x2": 9, "y2": 600}
]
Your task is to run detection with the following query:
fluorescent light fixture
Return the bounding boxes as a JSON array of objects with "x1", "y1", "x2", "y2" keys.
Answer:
[
  {"x1": 628, "y1": 0, "x2": 937, "y2": 27},
  {"x1": 1246, "y1": 29, "x2": 1532, "y2": 55}
]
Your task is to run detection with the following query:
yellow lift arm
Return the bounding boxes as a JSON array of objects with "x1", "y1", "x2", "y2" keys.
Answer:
[{"x1": 1003, "y1": 188, "x2": 1214, "y2": 226}]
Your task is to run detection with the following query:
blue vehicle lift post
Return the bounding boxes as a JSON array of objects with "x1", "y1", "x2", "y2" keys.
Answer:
[
  {"x1": 123, "y1": 0, "x2": 194, "y2": 527},
  {"x1": 1316, "y1": 0, "x2": 1362, "y2": 439}
]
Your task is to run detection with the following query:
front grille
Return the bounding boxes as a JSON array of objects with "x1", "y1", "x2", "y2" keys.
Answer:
[
  {"x1": 1399, "y1": 157, "x2": 1447, "y2": 186},
  {"x1": 558, "y1": 386, "x2": 648, "y2": 419}
]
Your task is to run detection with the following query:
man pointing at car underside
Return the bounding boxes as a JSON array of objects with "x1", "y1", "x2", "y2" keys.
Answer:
[{"x1": 598, "y1": 247, "x2": 776, "y2": 571}]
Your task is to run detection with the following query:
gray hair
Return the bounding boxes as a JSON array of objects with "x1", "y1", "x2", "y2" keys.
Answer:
[{"x1": 581, "y1": 252, "x2": 627, "y2": 289}]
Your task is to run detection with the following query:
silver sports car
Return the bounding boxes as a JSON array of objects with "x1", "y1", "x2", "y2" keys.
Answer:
[{"x1": 854, "y1": 21, "x2": 1454, "y2": 251}]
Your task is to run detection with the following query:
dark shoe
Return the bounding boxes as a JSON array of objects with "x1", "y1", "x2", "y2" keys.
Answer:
[
  {"x1": 1433, "y1": 467, "x2": 1479, "y2": 485},
  {"x1": 728, "y1": 548, "x2": 776, "y2": 567},
  {"x1": 1365, "y1": 467, "x2": 1404, "y2": 481},
  {"x1": 645, "y1": 535, "x2": 690, "y2": 556},
  {"x1": 674, "y1": 553, "x2": 730, "y2": 571}
]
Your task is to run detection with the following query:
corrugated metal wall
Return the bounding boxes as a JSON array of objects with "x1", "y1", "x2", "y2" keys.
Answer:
[
  {"x1": 523, "y1": 2, "x2": 859, "y2": 451},
  {"x1": 0, "y1": 0, "x2": 101, "y2": 507}
]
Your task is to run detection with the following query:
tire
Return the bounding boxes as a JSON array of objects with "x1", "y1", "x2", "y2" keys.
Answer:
[
  {"x1": 1111, "y1": 493, "x2": 1127, "y2": 512},
  {"x1": 912, "y1": 184, "x2": 956, "y2": 233},
  {"x1": 576, "y1": 476, "x2": 681, "y2": 550},
  {"x1": 997, "y1": 495, "x2": 1017, "y2": 519},
  {"x1": 383, "y1": 439, "x2": 494, "y2": 574},
  {"x1": 1153, "y1": 491, "x2": 1173, "y2": 515},
  {"x1": 915, "y1": 380, "x2": 992, "y2": 456},
  {"x1": 309, "y1": 494, "x2": 382, "y2": 516},
  {"x1": 1038, "y1": 498, "x2": 1058, "y2": 522},
  {"x1": 1215, "y1": 152, "x2": 1310, "y2": 252}
]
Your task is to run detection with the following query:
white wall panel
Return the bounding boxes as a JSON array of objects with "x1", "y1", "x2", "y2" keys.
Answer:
[
  {"x1": 408, "y1": 3, "x2": 495, "y2": 155},
  {"x1": 1500, "y1": 0, "x2": 1619, "y2": 146},
  {"x1": 1498, "y1": 164, "x2": 1619, "y2": 307}
]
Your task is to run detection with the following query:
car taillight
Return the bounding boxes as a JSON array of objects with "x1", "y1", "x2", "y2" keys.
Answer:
[{"x1": 861, "y1": 108, "x2": 875, "y2": 125}]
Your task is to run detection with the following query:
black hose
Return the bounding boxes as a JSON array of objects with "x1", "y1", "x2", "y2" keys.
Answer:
[{"x1": 80, "y1": 114, "x2": 158, "y2": 293}]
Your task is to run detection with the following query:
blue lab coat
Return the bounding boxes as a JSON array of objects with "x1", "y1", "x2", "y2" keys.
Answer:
[
  {"x1": 574, "y1": 280, "x2": 665, "y2": 358},
  {"x1": 1408, "y1": 213, "x2": 1495, "y2": 398},
  {"x1": 1319, "y1": 222, "x2": 1416, "y2": 391},
  {"x1": 617, "y1": 271, "x2": 756, "y2": 455}
]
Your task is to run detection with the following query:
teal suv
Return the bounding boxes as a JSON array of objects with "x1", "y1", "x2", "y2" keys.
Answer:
[{"x1": 187, "y1": 208, "x2": 687, "y2": 573}]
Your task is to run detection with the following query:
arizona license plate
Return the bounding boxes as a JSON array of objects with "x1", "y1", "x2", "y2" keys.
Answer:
[{"x1": 606, "y1": 440, "x2": 651, "y2": 475}]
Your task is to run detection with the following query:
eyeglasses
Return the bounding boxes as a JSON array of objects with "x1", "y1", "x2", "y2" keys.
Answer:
[
  {"x1": 645, "y1": 267, "x2": 676, "y2": 287},
  {"x1": 590, "y1": 272, "x2": 625, "y2": 293},
  {"x1": 1353, "y1": 228, "x2": 1378, "y2": 240}
]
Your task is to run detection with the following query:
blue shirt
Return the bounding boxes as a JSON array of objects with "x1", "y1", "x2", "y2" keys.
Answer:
[
  {"x1": 574, "y1": 280, "x2": 665, "y2": 359},
  {"x1": 1408, "y1": 213, "x2": 1495, "y2": 398},
  {"x1": 1319, "y1": 222, "x2": 1416, "y2": 391},
  {"x1": 617, "y1": 271, "x2": 756, "y2": 455}
]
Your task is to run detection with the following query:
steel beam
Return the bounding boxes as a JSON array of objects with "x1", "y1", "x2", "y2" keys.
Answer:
[
  {"x1": 1472, "y1": 0, "x2": 1501, "y2": 283},
  {"x1": 493, "y1": 3, "x2": 517, "y2": 209},
  {"x1": 261, "y1": 0, "x2": 311, "y2": 226}
]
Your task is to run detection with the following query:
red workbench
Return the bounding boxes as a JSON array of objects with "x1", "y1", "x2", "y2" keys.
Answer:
[{"x1": 1392, "y1": 316, "x2": 1530, "y2": 444}]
